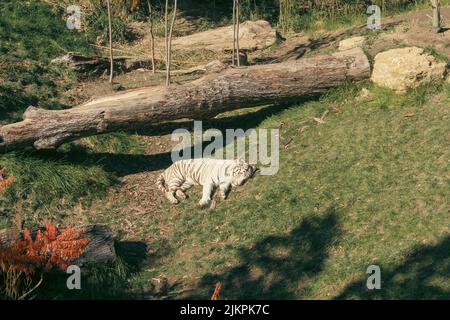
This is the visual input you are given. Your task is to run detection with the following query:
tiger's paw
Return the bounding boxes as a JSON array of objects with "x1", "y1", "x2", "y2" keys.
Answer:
[
  {"x1": 219, "y1": 190, "x2": 228, "y2": 200},
  {"x1": 176, "y1": 190, "x2": 187, "y2": 200},
  {"x1": 199, "y1": 199, "x2": 211, "y2": 207},
  {"x1": 166, "y1": 193, "x2": 179, "y2": 204}
]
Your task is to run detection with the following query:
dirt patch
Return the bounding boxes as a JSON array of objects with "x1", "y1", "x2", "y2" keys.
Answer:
[
  {"x1": 62, "y1": 69, "x2": 202, "y2": 106},
  {"x1": 63, "y1": 133, "x2": 176, "y2": 244},
  {"x1": 251, "y1": 8, "x2": 450, "y2": 64},
  {"x1": 369, "y1": 7, "x2": 450, "y2": 57}
]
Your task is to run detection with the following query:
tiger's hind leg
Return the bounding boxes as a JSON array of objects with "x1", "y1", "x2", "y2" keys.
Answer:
[
  {"x1": 166, "y1": 178, "x2": 185, "y2": 204},
  {"x1": 176, "y1": 182, "x2": 192, "y2": 200},
  {"x1": 165, "y1": 191, "x2": 179, "y2": 204},
  {"x1": 175, "y1": 189, "x2": 187, "y2": 200}
]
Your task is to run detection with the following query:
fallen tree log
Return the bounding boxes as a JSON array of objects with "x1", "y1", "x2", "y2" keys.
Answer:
[
  {"x1": 0, "y1": 48, "x2": 370, "y2": 151},
  {"x1": 172, "y1": 20, "x2": 277, "y2": 52},
  {"x1": 51, "y1": 53, "x2": 160, "y2": 78}
]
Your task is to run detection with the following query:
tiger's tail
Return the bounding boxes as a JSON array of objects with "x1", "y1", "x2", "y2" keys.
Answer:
[{"x1": 156, "y1": 174, "x2": 167, "y2": 192}]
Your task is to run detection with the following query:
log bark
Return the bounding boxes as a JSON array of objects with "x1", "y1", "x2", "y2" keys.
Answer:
[
  {"x1": 0, "y1": 48, "x2": 370, "y2": 152},
  {"x1": 172, "y1": 20, "x2": 277, "y2": 52},
  {"x1": 51, "y1": 53, "x2": 158, "y2": 78}
]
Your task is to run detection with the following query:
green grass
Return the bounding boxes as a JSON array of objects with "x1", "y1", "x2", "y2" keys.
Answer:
[
  {"x1": 0, "y1": 0, "x2": 95, "y2": 123},
  {"x1": 0, "y1": 131, "x2": 143, "y2": 228},
  {"x1": 0, "y1": 3, "x2": 144, "y2": 299},
  {"x1": 123, "y1": 81, "x2": 450, "y2": 299},
  {"x1": 0, "y1": 1, "x2": 142, "y2": 229},
  {"x1": 425, "y1": 47, "x2": 450, "y2": 64},
  {"x1": 241, "y1": 0, "x2": 446, "y2": 33},
  {"x1": 84, "y1": 0, "x2": 134, "y2": 44},
  {"x1": 2, "y1": 0, "x2": 450, "y2": 300}
]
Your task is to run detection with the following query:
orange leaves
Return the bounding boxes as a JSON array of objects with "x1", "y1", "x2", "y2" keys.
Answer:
[
  {"x1": 210, "y1": 282, "x2": 222, "y2": 300},
  {"x1": 0, "y1": 221, "x2": 90, "y2": 275},
  {"x1": 0, "y1": 167, "x2": 15, "y2": 191}
]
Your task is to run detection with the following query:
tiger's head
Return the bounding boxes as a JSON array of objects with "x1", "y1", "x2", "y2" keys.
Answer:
[{"x1": 230, "y1": 159, "x2": 258, "y2": 187}]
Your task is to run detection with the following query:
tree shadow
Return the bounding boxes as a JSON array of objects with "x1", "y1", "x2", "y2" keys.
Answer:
[
  {"x1": 255, "y1": 21, "x2": 401, "y2": 64},
  {"x1": 176, "y1": 0, "x2": 233, "y2": 25},
  {"x1": 5, "y1": 95, "x2": 313, "y2": 197},
  {"x1": 187, "y1": 209, "x2": 341, "y2": 299},
  {"x1": 32, "y1": 239, "x2": 149, "y2": 299},
  {"x1": 61, "y1": 145, "x2": 174, "y2": 176},
  {"x1": 336, "y1": 236, "x2": 450, "y2": 300},
  {"x1": 45, "y1": 101, "x2": 304, "y2": 177},
  {"x1": 134, "y1": 100, "x2": 303, "y2": 137}
]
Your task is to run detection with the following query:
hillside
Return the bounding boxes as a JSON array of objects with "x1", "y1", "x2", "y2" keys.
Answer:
[{"x1": 0, "y1": 0, "x2": 449, "y2": 300}]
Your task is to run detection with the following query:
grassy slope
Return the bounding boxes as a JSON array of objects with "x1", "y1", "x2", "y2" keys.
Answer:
[
  {"x1": 1, "y1": 0, "x2": 450, "y2": 299},
  {"x1": 128, "y1": 82, "x2": 450, "y2": 299},
  {"x1": 0, "y1": 1, "x2": 141, "y2": 229}
]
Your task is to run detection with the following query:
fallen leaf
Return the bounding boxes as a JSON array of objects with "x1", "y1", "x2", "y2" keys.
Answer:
[
  {"x1": 328, "y1": 102, "x2": 340, "y2": 113},
  {"x1": 284, "y1": 137, "x2": 293, "y2": 149},
  {"x1": 299, "y1": 126, "x2": 309, "y2": 134},
  {"x1": 313, "y1": 117, "x2": 326, "y2": 124}
]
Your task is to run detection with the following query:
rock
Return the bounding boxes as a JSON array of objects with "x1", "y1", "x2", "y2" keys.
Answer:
[
  {"x1": 205, "y1": 60, "x2": 227, "y2": 73},
  {"x1": 172, "y1": 20, "x2": 277, "y2": 52},
  {"x1": 371, "y1": 47, "x2": 448, "y2": 91},
  {"x1": 338, "y1": 36, "x2": 366, "y2": 51}
]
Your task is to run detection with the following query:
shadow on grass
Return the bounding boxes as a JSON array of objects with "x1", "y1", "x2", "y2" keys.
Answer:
[
  {"x1": 64, "y1": 146, "x2": 174, "y2": 177},
  {"x1": 254, "y1": 21, "x2": 401, "y2": 64},
  {"x1": 336, "y1": 236, "x2": 450, "y2": 300},
  {"x1": 134, "y1": 101, "x2": 299, "y2": 138},
  {"x1": 51, "y1": 101, "x2": 301, "y2": 177},
  {"x1": 187, "y1": 209, "x2": 341, "y2": 299},
  {"x1": 35, "y1": 239, "x2": 154, "y2": 299}
]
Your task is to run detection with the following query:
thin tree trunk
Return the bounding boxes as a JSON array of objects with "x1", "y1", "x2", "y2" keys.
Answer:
[
  {"x1": 147, "y1": 0, "x2": 156, "y2": 74},
  {"x1": 167, "y1": 0, "x2": 177, "y2": 86},
  {"x1": 0, "y1": 49, "x2": 371, "y2": 151},
  {"x1": 164, "y1": 0, "x2": 169, "y2": 85},
  {"x1": 431, "y1": 0, "x2": 441, "y2": 33},
  {"x1": 232, "y1": 0, "x2": 236, "y2": 66},
  {"x1": 236, "y1": 0, "x2": 240, "y2": 67},
  {"x1": 106, "y1": 0, "x2": 114, "y2": 83}
]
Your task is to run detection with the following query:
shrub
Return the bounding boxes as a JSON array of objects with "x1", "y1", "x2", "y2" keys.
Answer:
[{"x1": 0, "y1": 220, "x2": 90, "y2": 299}]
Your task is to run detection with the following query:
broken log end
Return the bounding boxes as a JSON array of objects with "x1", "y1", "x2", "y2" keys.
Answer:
[
  {"x1": 33, "y1": 134, "x2": 72, "y2": 150},
  {"x1": 23, "y1": 106, "x2": 43, "y2": 119}
]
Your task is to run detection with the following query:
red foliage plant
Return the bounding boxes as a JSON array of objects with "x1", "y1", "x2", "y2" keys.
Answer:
[
  {"x1": 0, "y1": 221, "x2": 91, "y2": 275},
  {"x1": 0, "y1": 167, "x2": 15, "y2": 191}
]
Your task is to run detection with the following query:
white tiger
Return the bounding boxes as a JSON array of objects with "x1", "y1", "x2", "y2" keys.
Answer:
[{"x1": 156, "y1": 158, "x2": 257, "y2": 207}]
